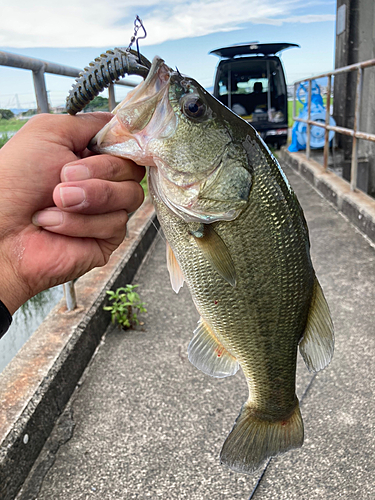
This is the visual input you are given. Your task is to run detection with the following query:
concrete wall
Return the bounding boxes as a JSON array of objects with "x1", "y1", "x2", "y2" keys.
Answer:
[
  {"x1": 0, "y1": 201, "x2": 159, "y2": 500},
  {"x1": 333, "y1": 0, "x2": 375, "y2": 195}
]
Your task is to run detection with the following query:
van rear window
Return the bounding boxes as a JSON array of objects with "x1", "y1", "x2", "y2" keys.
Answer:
[{"x1": 215, "y1": 58, "x2": 286, "y2": 121}]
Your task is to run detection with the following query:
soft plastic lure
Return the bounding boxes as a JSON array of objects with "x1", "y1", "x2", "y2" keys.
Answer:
[{"x1": 66, "y1": 16, "x2": 151, "y2": 114}]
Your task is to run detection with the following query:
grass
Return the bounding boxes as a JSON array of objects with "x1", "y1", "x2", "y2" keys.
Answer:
[
  {"x1": 288, "y1": 100, "x2": 304, "y2": 128},
  {"x1": 0, "y1": 133, "x2": 12, "y2": 148},
  {"x1": 288, "y1": 95, "x2": 331, "y2": 128},
  {"x1": 0, "y1": 118, "x2": 26, "y2": 133},
  {"x1": 140, "y1": 175, "x2": 148, "y2": 197}
]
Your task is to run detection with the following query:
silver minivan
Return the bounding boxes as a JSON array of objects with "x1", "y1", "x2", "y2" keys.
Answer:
[{"x1": 210, "y1": 42, "x2": 299, "y2": 149}]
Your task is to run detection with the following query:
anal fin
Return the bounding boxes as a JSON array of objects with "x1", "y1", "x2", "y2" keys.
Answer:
[
  {"x1": 166, "y1": 241, "x2": 184, "y2": 293},
  {"x1": 299, "y1": 277, "x2": 334, "y2": 372},
  {"x1": 188, "y1": 318, "x2": 239, "y2": 378}
]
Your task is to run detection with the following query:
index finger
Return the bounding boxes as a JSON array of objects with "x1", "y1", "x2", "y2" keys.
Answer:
[{"x1": 18, "y1": 112, "x2": 114, "y2": 154}]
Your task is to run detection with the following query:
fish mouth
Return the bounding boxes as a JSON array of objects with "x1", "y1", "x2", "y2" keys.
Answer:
[{"x1": 89, "y1": 56, "x2": 175, "y2": 163}]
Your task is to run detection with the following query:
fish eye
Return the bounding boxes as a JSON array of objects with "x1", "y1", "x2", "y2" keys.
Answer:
[{"x1": 180, "y1": 94, "x2": 207, "y2": 120}]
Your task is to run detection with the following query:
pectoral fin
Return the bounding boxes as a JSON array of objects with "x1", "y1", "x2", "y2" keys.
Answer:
[
  {"x1": 190, "y1": 224, "x2": 236, "y2": 287},
  {"x1": 188, "y1": 317, "x2": 239, "y2": 378},
  {"x1": 299, "y1": 278, "x2": 334, "y2": 372},
  {"x1": 166, "y1": 241, "x2": 184, "y2": 293}
]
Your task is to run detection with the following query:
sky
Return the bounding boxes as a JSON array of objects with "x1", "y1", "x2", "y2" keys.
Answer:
[{"x1": 0, "y1": 0, "x2": 337, "y2": 109}]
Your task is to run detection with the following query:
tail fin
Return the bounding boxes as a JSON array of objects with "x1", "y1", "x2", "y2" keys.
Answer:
[{"x1": 220, "y1": 400, "x2": 304, "y2": 474}]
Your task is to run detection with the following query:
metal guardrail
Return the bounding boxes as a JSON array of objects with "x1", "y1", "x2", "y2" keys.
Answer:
[
  {"x1": 0, "y1": 50, "x2": 137, "y2": 113},
  {"x1": 292, "y1": 58, "x2": 375, "y2": 192},
  {"x1": 0, "y1": 50, "x2": 137, "y2": 310}
]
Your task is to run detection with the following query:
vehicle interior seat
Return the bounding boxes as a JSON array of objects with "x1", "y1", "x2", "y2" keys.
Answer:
[{"x1": 248, "y1": 82, "x2": 268, "y2": 113}]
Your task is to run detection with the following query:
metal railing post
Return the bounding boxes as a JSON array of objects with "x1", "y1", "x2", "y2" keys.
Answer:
[
  {"x1": 32, "y1": 66, "x2": 49, "y2": 113},
  {"x1": 108, "y1": 84, "x2": 116, "y2": 111},
  {"x1": 306, "y1": 80, "x2": 312, "y2": 159},
  {"x1": 350, "y1": 67, "x2": 363, "y2": 191},
  {"x1": 290, "y1": 58, "x2": 375, "y2": 195},
  {"x1": 63, "y1": 282, "x2": 77, "y2": 311},
  {"x1": 323, "y1": 75, "x2": 332, "y2": 170}
]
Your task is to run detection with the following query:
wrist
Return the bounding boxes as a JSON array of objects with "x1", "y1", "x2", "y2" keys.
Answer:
[
  {"x1": 0, "y1": 274, "x2": 29, "y2": 315},
  {"x1": 0, "y1": 250, "x2": 30, "y2": 315}
]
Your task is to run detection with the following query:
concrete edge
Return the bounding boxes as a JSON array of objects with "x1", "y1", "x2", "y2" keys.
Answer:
[
  {"x1": 278, "y1": 148, "x2": 375, "y2": 244},
  {"x1": 0, "y1": 200, "x2": 159, "y2": 500}
]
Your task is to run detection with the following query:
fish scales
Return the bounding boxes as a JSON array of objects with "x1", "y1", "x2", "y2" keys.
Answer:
[
  {"x1": 151, "y1": 137, "x2": 314, "y2": 416},
  {"x1": 91, "y1": 55, "x2": 334, "y2": 473}
]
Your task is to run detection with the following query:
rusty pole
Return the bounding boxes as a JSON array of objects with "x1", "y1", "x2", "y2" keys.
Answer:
[
  {"x1": 323, "y1": 75, "x2": 332, "y2": 171},
  {"x1": 63, "y1": 282, "x2": 77, "y2": 311},
  {"x1": 350, "y1": 68, "x2": 363, "y2": 191},
  {"x1": 108, "y1": 84, "x2": 116, "y2": 112},
  {"x1": 306, "y1": 80, "x2": 312, "y2": 160},
  {"x1": 32, "y1": 66, "x2": 49, "y2": 113}
]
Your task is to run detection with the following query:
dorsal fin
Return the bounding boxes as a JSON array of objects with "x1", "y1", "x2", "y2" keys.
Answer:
[
  {"x1": 166, "y1": 241, "x2": 184, "y2": 293},
  {"x1": 188, "y1": 317, "x2": 239, "y2": 378},
  {"x1": 190, "y1": 224, "x2": 237, "y2": 287},
  {"x1": 299, "y1": 277, "x2": 334, "y2": 372}
]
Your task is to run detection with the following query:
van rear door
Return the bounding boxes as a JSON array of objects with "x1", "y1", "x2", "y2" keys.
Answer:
[{"x1": 210, "y1": 43, "x2": 299, "y2": 147}]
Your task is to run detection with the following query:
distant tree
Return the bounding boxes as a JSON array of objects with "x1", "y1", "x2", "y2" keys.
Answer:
[
  {"x1": 0, "y1": 109, "x2": 15, "y2": 120},
  {"x1": 21, "y1": 109, "x2": 37, "y2": 117},
  {"x1": 84, "y1": 96, "x2": 109, "y2": 112}
]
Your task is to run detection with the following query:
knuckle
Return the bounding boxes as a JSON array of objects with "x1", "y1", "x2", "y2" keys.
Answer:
[
  {"x1": 105, "y1": 157, "x2": 119, "y2": 179},
  {"x1": 134, "y1": 181, "x2": 145, "y2": 206},
  {"x1": 134, "y1": 165, "x2": 146, "y2": 183},
  {"x1": 101, "y1": 211, "x2": 128, "y2": 240},
  {"x1": 88, "y1": 180, "x2": 112, "y2": 207},
  {"x1": 28, "y1": 114, "x2": 48, "y2": 129},
  {"x1": 101, "y1": 181, "x2": 113, "y2": 205}
]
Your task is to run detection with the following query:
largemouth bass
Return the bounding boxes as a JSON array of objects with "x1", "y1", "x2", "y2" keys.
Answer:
[{"x1": 91, "y1": 57, "x2": 334, "y2": 473}]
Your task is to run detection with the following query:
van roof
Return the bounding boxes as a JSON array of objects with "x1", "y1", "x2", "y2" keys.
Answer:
[{"x1": 210, "y1": 42, "x2": 299, "y2": 59}]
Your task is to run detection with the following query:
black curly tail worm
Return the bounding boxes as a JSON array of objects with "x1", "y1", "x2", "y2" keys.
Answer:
[{"x1": 66, "y1": 48, "x2": 151, "y2": 115}]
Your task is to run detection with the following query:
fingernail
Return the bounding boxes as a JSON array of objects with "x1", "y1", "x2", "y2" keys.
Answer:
[
  {"x1": 62, "y1": 164, "x2": 90, "y2": 182},
  {"x1": 60, "y1": 187, "x2": 85, "y2": 207},
  {"x1": 33, "y1": 209, "x2": 63, "y2": 227}
]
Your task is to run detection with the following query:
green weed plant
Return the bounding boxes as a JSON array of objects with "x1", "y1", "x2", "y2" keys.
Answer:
[{"x1": 104, "y1": 285, "x2": 147, "y2": 330}]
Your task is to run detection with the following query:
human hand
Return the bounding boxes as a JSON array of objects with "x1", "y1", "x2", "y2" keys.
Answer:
[{"x1": 0, "y1": 112, "x2": 145, "y2": 314}]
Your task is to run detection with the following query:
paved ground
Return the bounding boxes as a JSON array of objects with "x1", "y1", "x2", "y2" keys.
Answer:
[{"x1": 19, "y1": 165, "x2": 375, "y2": 499}]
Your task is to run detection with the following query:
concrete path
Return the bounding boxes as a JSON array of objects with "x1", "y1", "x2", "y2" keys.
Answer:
[{"x1": 19, "y1": 165, "x2": 375, "y2": 499}]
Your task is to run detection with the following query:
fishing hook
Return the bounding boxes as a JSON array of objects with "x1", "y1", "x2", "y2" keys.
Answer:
[{"x1": 128, "y1": 15, "x2": 147, "y2": 64}]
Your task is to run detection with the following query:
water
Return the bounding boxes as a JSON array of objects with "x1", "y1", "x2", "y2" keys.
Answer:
[
  {"x1": 0, "y1": 131, "x2": 16, "y2": 138},
  {"x1": 0, "y1": 286, "x2": 64, "y2": 373}
]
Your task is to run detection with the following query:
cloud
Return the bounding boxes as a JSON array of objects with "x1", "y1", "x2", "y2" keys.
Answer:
[{"x1": 0, "y1": 0, "x2": 335, "y2": 48}]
